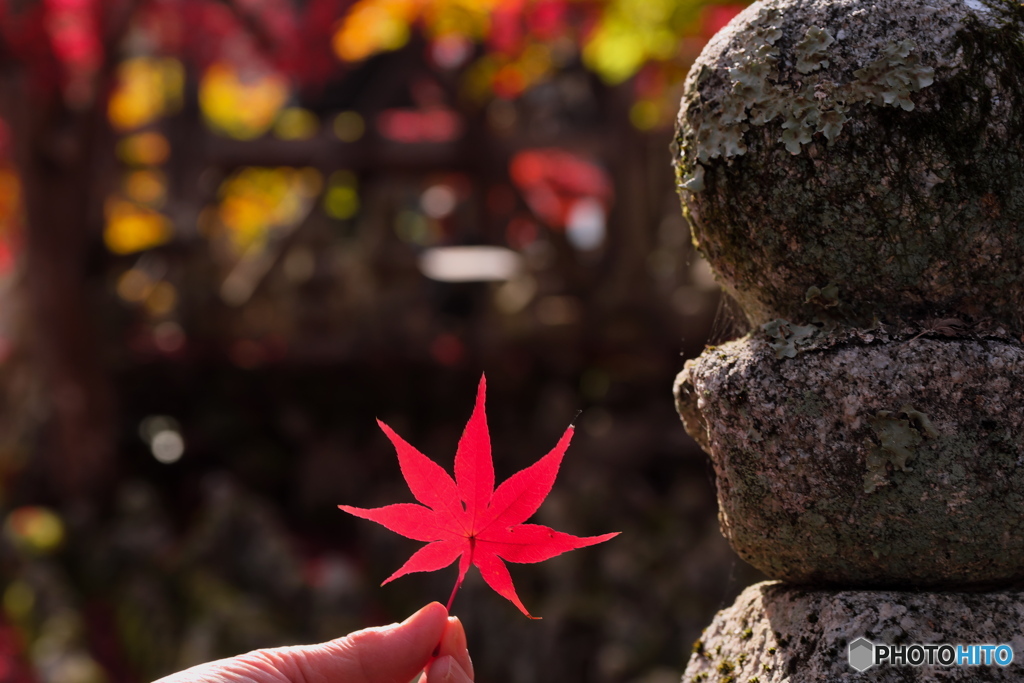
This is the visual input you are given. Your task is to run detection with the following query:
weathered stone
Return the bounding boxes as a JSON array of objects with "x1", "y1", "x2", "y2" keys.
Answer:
[
  {"x1": 684, "y1": 581, "x2": 1024, "y2": 682},
  {"x1": 674, "y1": 332, "x2": 1024, "y2": 586},
  {"x1": 673, "y1": 0, "x2": 1024, "y2": 332}
]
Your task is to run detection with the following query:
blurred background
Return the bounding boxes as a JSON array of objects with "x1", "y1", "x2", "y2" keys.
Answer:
[{"x1": 0, "y1": 1, "x2": 763, "y2": 682}]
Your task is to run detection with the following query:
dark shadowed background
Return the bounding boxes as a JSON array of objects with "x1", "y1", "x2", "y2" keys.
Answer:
[{"x1": 0, "y1": 2, "x2": 763, "y2": 681}]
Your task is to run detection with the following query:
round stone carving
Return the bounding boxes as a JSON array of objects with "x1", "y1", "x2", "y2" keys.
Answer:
[
  {"x1": 685, "y1": 581, "x2": 1024, "y2": 682},
  {"x1": 675, "y1": 333, "x2": 1024, "y2": 586},
  {"x1": 674, "y1": 0, "x2": 1024, "y2": 331}
]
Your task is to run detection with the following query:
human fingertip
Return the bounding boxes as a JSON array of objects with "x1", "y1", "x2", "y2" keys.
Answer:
[
  {"x1": 401, "y1": 602, "x2": 447, "y2": 627},
  {"x1": 427, "y1": 655, "x2": 472, "y2": 683},
  {"x1": 438, "y1": 615, "x2": 472, "y2": 679},
  {"x1": 445, "y1": 616, "x2": 464, "y2": 641}
]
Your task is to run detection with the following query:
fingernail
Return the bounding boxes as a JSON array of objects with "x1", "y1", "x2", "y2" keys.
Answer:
[{"x1": 432, "y1": 656, "x2": 453, "y2": 681}]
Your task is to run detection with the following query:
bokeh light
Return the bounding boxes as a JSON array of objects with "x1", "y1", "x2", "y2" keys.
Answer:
[
  {"x1": 116, "y1": 268, "x2": 155, "y2": 303},
  {"x1": 331, "y1": 0, "x2": 417, "y2": 62},
  {"x1": 215, "y1": 167, "x2": 322, "y2": 254},
  {"x1": 150, "y1": 430, "x2": 185, "y2": 464},
  {"x1": 394, "y1": 209, "x2": 437, "y2": 246},
  {"x1": 4, "y1": 507, "x2": 64, "y2": 555},
  {"x1": 139, "y1": 415, "x2": 185, "y2": 463},
  {"x1": 200, "y1": 63, "x2": 290, "y2": 140},
  {"x1": 104, "y1": 198, "x2": 173, "y2": 255},
  {"x1": 420, "y1": 184, "x2": 457, "y2": 218},
  {"x1": 510, "y1": 148, "x2": 612, "y2": 228},
  {"x1": 565, "y1": 197, "x2": 606, "y2": 251},
  {"x1": 376, "y1": 108, "x2": 462, "y2": 143},
  {"x1": 419, "y1": 246, "x2": 521, "y2": 282},
  {"x1": 3, "y1": 580, "x2": 34, "y2": 621},
  {"x1": 107, "y1": 57, "x2": 184, "y2": 131},
  {"x1": 333, "y1": 111, "x2": 366, "y2": 142},
  {"x1": 274, "y1": 107, "x2": 319, "y2": 140},
  {"x1": 323, "y1": 171, "x2": 360, "y2": 220},
  {"x1": 124, "y1": 169, "x2": 167, "y2": 207},
  {"x1": 116, "y1": 132, "x2": 171, "y2": 166}
]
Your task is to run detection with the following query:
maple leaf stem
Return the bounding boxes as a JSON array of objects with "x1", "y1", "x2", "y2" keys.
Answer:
[{"x1": 446, "y1": 578, "x2": 463, "y2": 612}]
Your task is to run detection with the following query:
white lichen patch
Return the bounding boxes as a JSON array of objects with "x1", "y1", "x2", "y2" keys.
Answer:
[
  {"x1": 795, "y1": 25, "x2": 836, "y2": 73},
  {"x1": 864, "y1": 404, "x2": 943, "y2": 492},
  {"x1": 851, "y1": 39, "x2": 936, "y2": 111},
  {"x1": 683, "y1": 23, "x2": 938, "y2": 167},
  {"x1": 804, "y1": 283, "x2": 839, "y2": 307},
  {"x1": 761, "y1": 318, "x2": 820, "y2": 358},
  {"x1": 674, "y1": 0, "x2": 1002, "y2": 180},
  {"x1": 679, "y1": 163, "x2": 705, "y2": 192}
]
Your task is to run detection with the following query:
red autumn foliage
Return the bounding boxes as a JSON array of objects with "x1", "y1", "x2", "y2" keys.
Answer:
[
  {"x1": 0, "y1": 0, "x2": 349, "y2": 102},
  {"x1": 509, "y1": 148, "x2": 612, "y2": 229},
  {"x1": 339, "y1": 375, "x2": 619, "y2": 618}
]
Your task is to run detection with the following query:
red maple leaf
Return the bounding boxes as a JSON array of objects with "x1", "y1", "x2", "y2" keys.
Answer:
[{"x1": 339, "y1": 375, "x2": 618, "y2": 618}]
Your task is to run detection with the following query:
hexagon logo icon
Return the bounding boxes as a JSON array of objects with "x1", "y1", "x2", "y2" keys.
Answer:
[{"x1": 848, "y1": 637, "x2": 875, "y2": 672}]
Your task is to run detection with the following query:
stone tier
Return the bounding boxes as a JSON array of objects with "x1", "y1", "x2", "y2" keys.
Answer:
[
  {"x1": 675, "y1": 333, "x2": 1024, "y2": 586},
  {"x1": 673, "y1": 0, "x2": 1024, "y2": 332},
  {"x1": 684, "y1": 581, "x2": 1024, "y2": 682}
]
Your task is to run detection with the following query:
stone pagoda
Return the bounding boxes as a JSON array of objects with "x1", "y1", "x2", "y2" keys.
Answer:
[{"x1": 672, "y1": 0, "x2": 1024, "y2": 679}]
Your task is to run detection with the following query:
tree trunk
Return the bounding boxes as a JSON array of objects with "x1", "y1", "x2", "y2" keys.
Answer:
[{"x1": 3, "y1": 73, "x2": 116, "y2": 500}]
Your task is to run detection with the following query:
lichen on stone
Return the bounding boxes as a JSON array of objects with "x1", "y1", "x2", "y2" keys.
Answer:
[
  {"x1": 679, "y1": 163, "x2": 706, "y2": 193},
  {"x1": 761, "y1": 319, "x2": 819, "y2": 358},
  {"x1": 803, "y1": 283, "x2": 839, "y2": 308},
  {"x1": 870, "y1": 411, "x2": 921, "y2": 469},
  {"x1": 901, "y1": 404, "x2": 939, "y2": 438},
  {"x1": 678, "y1": 14, "x2": 943, "y2": 169},
  {"x1": 865, "y1": 412, "x2": 921, "y2": 491},
  {"x1": 673, "y1": 0, "x2": 1024, "y2": 333},
  {"x1": 795, "y1": 25, "x2": 836, "y2": 74},
  {"x1": 682, "y1": 8, "x2": 784, "y2": 164},
  {"x1": 864, "y1": 405, "x2": 940, "y2": 492},
  {"x1": 851, "y1": 39, "x2": 936, "y2": 111}
]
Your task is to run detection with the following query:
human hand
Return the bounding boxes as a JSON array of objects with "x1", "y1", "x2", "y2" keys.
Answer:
[{"x1": 154, "y1": 602, "x2": 474, "y2": 683}]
